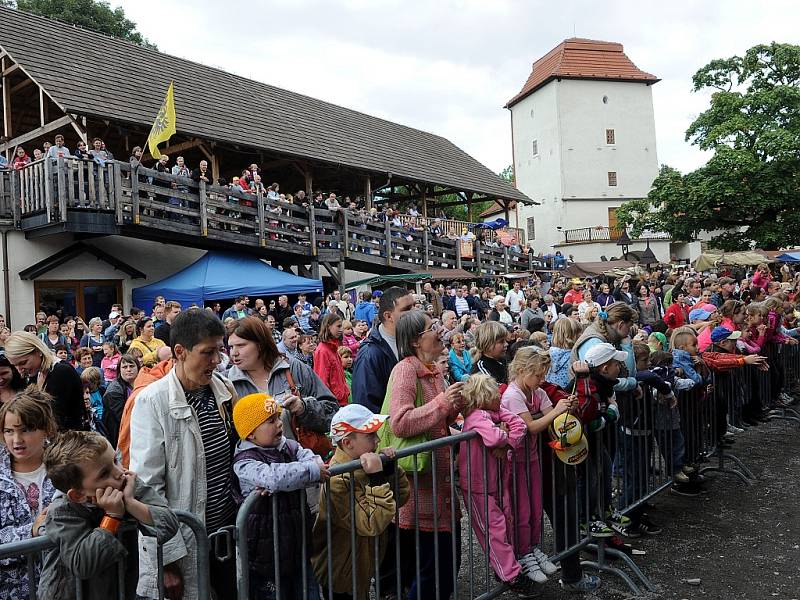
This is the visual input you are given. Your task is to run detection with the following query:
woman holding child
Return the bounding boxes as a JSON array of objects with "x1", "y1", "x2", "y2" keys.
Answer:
[{"x1": 388, "y1": 310, "x2": 465, "y2": 600}]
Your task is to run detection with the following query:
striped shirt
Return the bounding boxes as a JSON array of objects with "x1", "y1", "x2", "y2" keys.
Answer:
[{"x1": 184, "y1": 385, "x2": 236, "y2": 533}]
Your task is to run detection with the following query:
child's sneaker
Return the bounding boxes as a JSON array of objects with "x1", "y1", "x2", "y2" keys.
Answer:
[
  {"x1": 639, "y1": 514, "x2": 663, "y2": 535},
  {"x1": 531, "y1": 546, "x2": 559, "y2": 576},
  {"x1": 507, "y1": 573, "x2": 538, "y2": 597},
  {"x1": 518, "y1": 554, "x2": 548, "y2": 583},
  {"x1": 582, "y1": 520, "x2": 614, "y2": 538},
  {"x1": 560, "y1": 573, "x2": 601, "y2": 593},
  {"x1": 673, "y1": 470, "x2": 690, "y2": 484},
  {"x1": 605, "y1": 509, "x2": 631, "y2": 527}
]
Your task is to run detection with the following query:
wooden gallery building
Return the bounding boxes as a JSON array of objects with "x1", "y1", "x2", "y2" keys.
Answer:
[{"x1": 0, "y1": 8, "x2": 532, "y2": 327}]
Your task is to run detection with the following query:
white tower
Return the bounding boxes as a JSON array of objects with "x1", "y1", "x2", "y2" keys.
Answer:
[{"x1": 506, "y1": 38, "x2": 667, "y2": 262}]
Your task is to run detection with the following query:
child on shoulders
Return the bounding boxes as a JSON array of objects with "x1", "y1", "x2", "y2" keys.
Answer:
[{"x1": 232, "y1": 392, "x2": 329, "y2": 600}]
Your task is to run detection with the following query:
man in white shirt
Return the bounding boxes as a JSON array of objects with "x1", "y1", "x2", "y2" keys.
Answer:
[
  {"x1": 453, "y1": 287, "x2": 471, "y2": 318},
  {"x1": 505, "y1": 281, "x2": 526, "y2": 317}
]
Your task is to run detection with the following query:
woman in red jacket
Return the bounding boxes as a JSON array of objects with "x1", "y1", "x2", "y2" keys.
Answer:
[
  {"x1": 663, "y1": 292, "x2": 689, "y2": 331},
  {"x1": 313, "y1": 313, "x2": 350, "y2": 406}
]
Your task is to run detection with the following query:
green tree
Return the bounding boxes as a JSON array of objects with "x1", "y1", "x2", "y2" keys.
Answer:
[
  {"x1": 8, "y1": 0, "x2": 156, "y2": 49},
  {"x1": 618, "y1": 43, "x2": 800, "y2": 250}
]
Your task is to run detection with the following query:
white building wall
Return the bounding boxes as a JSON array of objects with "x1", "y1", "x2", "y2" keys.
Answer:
[
  {"x1": 511, "y1": 78, "x2": 660, "y2": 255},
  {"x1": 0, "y1": 232, "x2": 205, "y2": 328},
  {"x1": 553, "y1": 240, "x2": 671, "y2": 264}
]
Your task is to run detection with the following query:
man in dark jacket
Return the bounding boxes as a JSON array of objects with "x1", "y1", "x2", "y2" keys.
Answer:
[{"x1": 351, "y1": 287, "x2": 413, "y2": 413}]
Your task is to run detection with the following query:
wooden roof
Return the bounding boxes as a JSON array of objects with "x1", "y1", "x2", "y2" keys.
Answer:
[
  {"x1": 506, "y1": 38, "x2": 659, "y2": 108},
  {"x1": 0, "y1": 7, "x2": 530, "y2": 204}
]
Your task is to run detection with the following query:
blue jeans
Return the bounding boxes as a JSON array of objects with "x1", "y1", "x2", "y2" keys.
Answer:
[
  {"x1": 655, "y1": 427, "x2": 685, "y2": 475},
  {"x1": 619, "y1": 430, "x2": 652, "y2": 517}
]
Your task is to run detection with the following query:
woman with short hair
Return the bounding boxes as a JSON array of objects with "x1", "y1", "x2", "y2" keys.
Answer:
[
  {"x1": 78, "y1": 317, "x2": 105, "y2": 367},
  {"x1": 4, "y1": 332, "x2": 87, "y2": 430}
]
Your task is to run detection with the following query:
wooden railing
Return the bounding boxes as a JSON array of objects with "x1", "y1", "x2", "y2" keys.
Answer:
[
  {"x1": 562, "y1": 226, "x2": 671, "y2": 244},
  {"x1": 2, "y1": 159, "x2": 542, "y2": 277}
]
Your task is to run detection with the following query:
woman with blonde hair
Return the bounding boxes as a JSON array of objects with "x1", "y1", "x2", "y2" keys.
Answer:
[
  {"x1": 4, "y1": 332, "x2": 87, "y2": 430},
  {"x1": 471, "y1": 320, "x2": 511, "y2": 384}
]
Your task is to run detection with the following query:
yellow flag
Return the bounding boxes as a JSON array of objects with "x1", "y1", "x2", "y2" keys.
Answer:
[{"x1": 146, "y1": 82, "x2": 176, "y2": 159}]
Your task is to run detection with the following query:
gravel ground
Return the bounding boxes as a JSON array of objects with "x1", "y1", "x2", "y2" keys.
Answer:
[{"x1": 458, "y1": 415, "x2": 800, "y2": 600}]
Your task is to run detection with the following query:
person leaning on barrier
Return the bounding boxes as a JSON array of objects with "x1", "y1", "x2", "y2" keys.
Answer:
[
  {"x1": 130, "y1": 309, "x2": 239, "y2": 600},
  {"x1": 388, "y1": 309, "x2": 464, "y2": 600},
  {"x1": 231, "y1": 393, "x2": 329, "y2": 600},
  {"x1": 312, "y1": 404, "x2": 410, "y2": 600},
  {"x1": 38, "y1": 430, "x2": 179, "y2": 600}
]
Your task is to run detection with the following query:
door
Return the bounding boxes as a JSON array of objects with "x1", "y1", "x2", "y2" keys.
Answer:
[
  {"x1": 608, "y1": 208, "x2": 621, "y2": 240},
  {"x1": 35, "y1": 280, "x2": 122, "y2": 319}
]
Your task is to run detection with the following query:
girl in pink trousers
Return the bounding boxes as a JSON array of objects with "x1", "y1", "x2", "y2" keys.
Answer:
[
  {"x1": 501, "y1": 347, "x2": 575, "y2": 583},
  {"x1": 458, "y1": 374, "x2": 539, "y2": 597}
]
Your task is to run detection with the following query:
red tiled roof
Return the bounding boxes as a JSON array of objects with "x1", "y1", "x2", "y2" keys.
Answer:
[{"x1": 506, "y1": 38, "x2": 659, "y2": 108}]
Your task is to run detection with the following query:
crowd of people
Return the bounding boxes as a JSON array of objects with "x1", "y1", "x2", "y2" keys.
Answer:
[{"x1": 0, "y1": 259, "x2": 798, "y2": 598}]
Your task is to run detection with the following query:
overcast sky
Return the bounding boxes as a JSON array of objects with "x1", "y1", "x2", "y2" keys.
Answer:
[{"x1": 116, "y1": 0, "x2": 799, "y2": 175}]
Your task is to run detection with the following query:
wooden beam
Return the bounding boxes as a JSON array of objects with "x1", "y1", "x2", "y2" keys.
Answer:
[
  {"x1": 9, "y1": 79, "x2": 33, "y2": 94},
  {"x1": 1, "y1": 63, "x2": 19, "y2": 77},
  {"x1": 141, "y1": 137, "x2": 205, "y2": 161},
  {"x1": 364, "y1": 175, "x2": 372, "y2": 210},
  {"x1": 0, "y1": 114, "x2": 72, "y2": 152},
  {"x1": 2, "y1": 73, "x2": 10, "y2": 138},
  {"x1": 67, "y1": 114, "x2": 87, "y2": 145},
  {"x1": 197, "y1": 142, "x2": 213, "y2": 162},
  {"x1": 39, "y1": 87, "x2": 45, "y2": 127}
]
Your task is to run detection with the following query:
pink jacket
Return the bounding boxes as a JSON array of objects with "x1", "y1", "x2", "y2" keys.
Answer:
[
  {"x1": 458, "y1": 407, "x2": 526, "y2": 495},
  {"x1": 752, "y1": 270, "x2": 772, "y2": 289},
  {"x1": 389, "y1": 356, "x2": 463, "y2": 532}
]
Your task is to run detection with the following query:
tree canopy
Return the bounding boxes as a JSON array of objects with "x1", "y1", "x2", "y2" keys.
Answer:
[
  {"x1": 617, "y1": 43, "x2": 800, "y2": 251},
  {"x1": 3, "y1": 0, "x2": 156, "y2": 49}
]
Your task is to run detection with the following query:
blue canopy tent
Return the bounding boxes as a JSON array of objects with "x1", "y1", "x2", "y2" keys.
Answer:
[
  {"x1": 132, "y1": 251, "x2": 323, "y2": 309},
  {"x1": 775, "y1": 251, "x2": 800, "y2": 263}
]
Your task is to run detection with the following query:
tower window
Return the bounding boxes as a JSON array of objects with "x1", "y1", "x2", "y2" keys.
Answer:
[
  {"x1": 608, "y1": 171, "x2": 618, "y2": 187},
  {"x1": 602, "y1": 95, "x2": 609, "y2": 104},
  {"x1": 527, "y1": 217, "x2": 536, "y2": 240},
  {"x1": 532, "y1": 140, "x2": 538, "y2": 156},
  {"x1": 606, "y1": 129, "x2": 616, "y2": 145}
]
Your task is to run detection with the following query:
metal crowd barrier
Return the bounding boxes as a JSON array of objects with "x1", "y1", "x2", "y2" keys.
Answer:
[
  {"x1": 0, "y1": 510, "x2": 209, "y2": 600},
  {"x1": 3, "y1": 344, "x2": 798, "y2": 599}
]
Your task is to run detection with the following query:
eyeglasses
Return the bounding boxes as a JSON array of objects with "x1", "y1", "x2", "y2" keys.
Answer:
[{"x1": 420, "y1": 322, "x2": 442, "y2": 335}]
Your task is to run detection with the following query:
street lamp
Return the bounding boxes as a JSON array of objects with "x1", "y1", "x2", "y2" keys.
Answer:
[
  {"x1": 640, "y1": 241, "x2": 657, "y2": 268},
  {"x1": 616, "y1": 229, "x2": 632, "y2": 260}
]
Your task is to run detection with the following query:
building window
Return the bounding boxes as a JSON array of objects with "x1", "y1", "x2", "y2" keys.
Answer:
[
  {"x1": 606, "y1": 128, "x2": 616, "y2": 145},
  {"x1": 530, "y1": 108, "x2": 535, "y2": 119},
  {"x1": 608, "y1": 171, "x2": 618, "y2": 187},
  {"x1": 602, "y1": 95, "x2": 609, "y2": 104},
  {"x1": 527, "y1": 216, "x2": 535, "y2": 240},
  {"x1": 532, "y1": 140, "x2": 538, "y2": 156}
]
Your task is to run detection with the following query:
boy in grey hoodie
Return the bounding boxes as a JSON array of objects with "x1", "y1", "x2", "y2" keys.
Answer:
[{"x1": 38, "y1": 430, "x2": 178, "y2": 600}]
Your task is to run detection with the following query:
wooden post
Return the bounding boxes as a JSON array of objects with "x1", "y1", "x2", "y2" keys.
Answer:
[
  {"x1": 308, "y1": 205, "x2": 317, "y2": 256},
  {"x1": 364, "y1": 176, "x2": 372, "y2": 210},
  {"x1": 43, "y1": 158, "x2": 53, "y2": 223},
  {"x1": 467, "y1": 192, "x2": 473, "y2": 222},
  {"x1": 304, "y1": 169, "x2": 313, "y2": 196},
  {"x1": 337, "y1": 260, "x2": 346, "y2": 294},
  {"x1": 38, "y1": 87, "x2": 45, "y2": 127},
  {"x1": 311, "y1": 258, "x2": 320, "y2": 280},
  {"x1": 528, "y1": 250, "x2": 534, "y2": 273},
  {"x1": 422, "y1": 186, "x2": 428, "y2": 219},
  {"x1": 256, "y1": 188, "x2": 265, "y2": 247},
  {"x1": 475, "y1": 240, "x2": 482, "y2": 275},
  {"x1": 113, "y1": 162, "x2": 124, "y2": 225},
  {"x1": 211, "y1": 154, "x2": 220, "y2": 183},
  {"x1": 56, "y1": 157, "x2": 67, "y2": 222},
  {"x1": 423, "y1": 227, "x2": 430, "y2": 268},
  {"x1": 11, "y1": 169, "x2": 20, "y2": 226},
  {"x1": 384, "y1": 219, "x2": 392, "y2": 267},
  {"x1": 131, "y1": 165, "x2": 140, "y2": 224},
  {"x1": 455, "y1": 239, "x2": 462, "y2": 270},
  {"x1": 342, "y1": 209, "x2": 350, "y2": 258},
  {"x1": 503, "y1": 246, "x2": 510, "y2": 274},
  {"x1": 199, "y1": 180, "x2": 209, "y2": 236},
  {"x1": 2, "y1": 59, "x2": 11, "y2": 139}
]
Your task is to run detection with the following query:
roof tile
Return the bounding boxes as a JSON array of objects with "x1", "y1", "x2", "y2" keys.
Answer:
[{"x1": 506, "y1": 38, "x2": 659, "y2": 107}]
